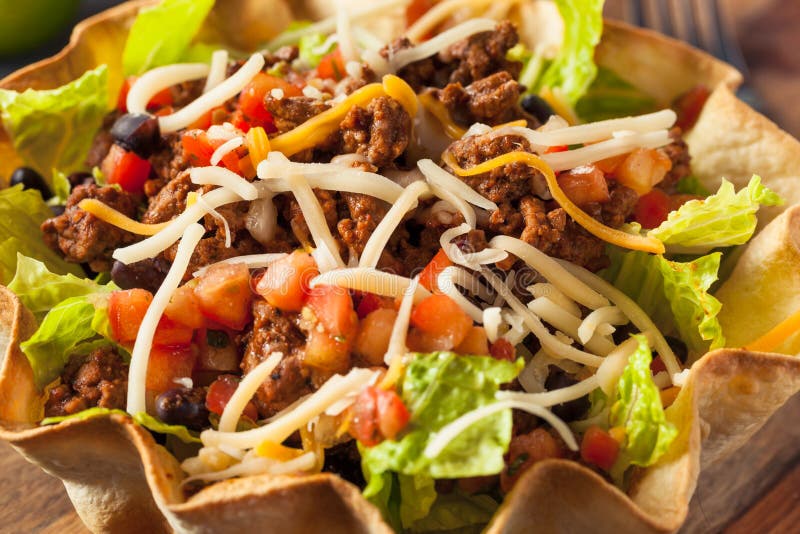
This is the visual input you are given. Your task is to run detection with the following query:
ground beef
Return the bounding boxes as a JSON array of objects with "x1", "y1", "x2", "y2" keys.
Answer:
[
  {"x1": 659, "y1": 127, "x2": 692, "y2": 190},
  {"x1": 338, "y1": 96, "x2": 412, "y2": 168},
  {"x1": 436, "y1": 71, "x2": 522, "y2": 126},
  {"x1": 241, "y1": 299, "x2": 312, "y2": 418},
  {"x1": 41, "y1": 184, "x2": 139, "y2": 272},
  {"x1": 392, "y1": 21, "x2": 522, "y2": 90},
  {"x1": 141, "y1": 171, "x2": 196, "y2": 224},
  {"x1": 264, "y1": 96, "x2": 330, "y2": 133},
  {"x1": 85, "y1": 112, "x2": 120, "y2": 169},
  {"x1": 601, "y1": 181, "x2": 640, "y2": 228},
  {"x1": 171, "y1": 80, "x2": 205, "y2": 108},
  {"x1": 337, "y1": 193, "x2": 390, "y2": 256},
  {"x1": 44, "y1": 348, "x2": 128, "y2": 418},
  {"x1": 146, "y1": 134, "x2": 190, "y2": 196}
]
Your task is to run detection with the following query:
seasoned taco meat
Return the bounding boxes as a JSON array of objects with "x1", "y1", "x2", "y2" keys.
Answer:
[
  {"x1": 338, "y1": 96, "x2": 412, "y2": 168},
  {"x1": 44, "y1": 348, "x2": 128, "y2": 418},
  {"x1": 436, "y1": 71, "x2": 523, "y2": 125},
  {"x1": 41, "y1": 184, "x2": 139, "y2": 272},
  {"x1": 659, "y1": 127, "x2": 692, "y2": 190},
  {"x1": 264, "y1": 96, "x2": 330, "y2": 133}
]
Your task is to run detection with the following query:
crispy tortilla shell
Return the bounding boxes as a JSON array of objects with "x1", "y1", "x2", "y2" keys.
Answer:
[{"x1": 1, "y1": 1, "x2": 800, "y2": 532}]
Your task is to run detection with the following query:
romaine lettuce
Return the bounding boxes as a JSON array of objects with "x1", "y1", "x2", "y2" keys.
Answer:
[
  {"x1": 122, "y1": 0, "x2": 215, "y2": 75},
  {"x1": 535, "y1": 0, "x2": 605, "y2": 104},
  {"x1": 40, "y1": 406, "x2": 127, "y2": 426},
  {"x1": 362, "y1": 352, "x2": 521, "y2": 529},
  {"x1": 610, "y1": 335, "x2": 677, "y2": 468},
  {"x1": 649, "y1": 175, "x2": 783, "y2": 252},
  {"x1": 575, "y1": 67, "x2": 658, "y2": 122},
  {"x1": 133, "y1": 412, "x2": 201, "y2": 444},
  {"x1": 298, "y1": 33, "x2": 336, "y2": 68},
  {"x1": 0, "y1": 65, "x2": 108, "y2": 181}
]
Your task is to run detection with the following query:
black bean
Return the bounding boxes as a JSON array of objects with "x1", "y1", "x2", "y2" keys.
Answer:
[
  {"x1": 10, "y1": 167, "x2": 53, "y2": 200},
  {"x1": 49, "y1": 205, "x2": 66, "y2": 217},
  {"x1": 520, "y1": 94, "x2": 556, "y2": 124},
  {"x1": 111, "y1": 258, "x2": 169, "y2": 293},
  {"x1": 545, "y1": 366, "x2": 590, "y2": 422},
  {"x1": 111, "y1": 113, "x2": 160, "y2": 158},
  {"x1": 155, "y1": 387, "x2": 210, "y2": 431},
  {"x1": 67, "y1": 171, "x2": 94, "y2": 189}
]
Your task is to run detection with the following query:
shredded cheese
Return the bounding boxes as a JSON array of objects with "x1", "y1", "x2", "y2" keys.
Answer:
[
  {"x1": 209, "y1": 137, "x2": 244, "y2": 166},
  {"x1": 126, "y1": 223, "x2": 205, "y2": 414},
  {"x1": 127, "y1": 63, "x2": 210, "y2": 115},
  {"x1": 406, "y1": 1, "x2": 493, "y2": 42},
  {"x1": 528, "y1": 297, "x2": 616, "y2": 356},
  {"x1": 417, "y1": 93, "x2": 467, "y2": 139},
  {"x1": 497, "y1": 375, "x2": 599, "y2": 407},
  {"x1": 335, "y1": 0, "x2": 360, "y2": 64},
  {"x1": 451, "y1": 154, "x2": 665, "y2": 254},
  {"x1": 193, "y1": 253, "x2": 287, "y2": 278},
  {"x1": 359, "y1": 181, "x2": 431, "y2": 268},
  {"x1": 528, "y1": 283, "x2": 582, "y2": 318},
  {"x1": 437, "y1": 267, "x2": 485, "y2": 323},
  {"x1": 418, "y1": 159, "x2": 497, "y2": 212},
  {"x1": 78, "y1": 199, "x2": 169, "y2": 236},
  {"x1": 578, "y1": 306, "x2": 627, "y2": 344},
  {"x1": 286, "y1": 172, "x2": 345, "y2": 271},
  {"x1": 190, "y1": 166, "x2": 258, "y2": 200},
  {"x1": 159, "y1": 53, "x2": 266, "y2": 134},
  {"x1": 201, "y1": 369, "x2": 379, "y2": 449},
  {"x1": 113, "y1": 187, "x2": 245, "y2": 265},
  {"x1": 219, "y1": 353, "x2": 283, "y2": 432},
  {"x1": 558, "y1": 260, "x2": 680, "y2": 379},
  {"x1": 384, "y1": 277, "x2": 419, "y2": 366},
  {"x1": 542, "y1": 130, "x2": 672, "y2": 172},
  {"x1": 183, "y1": 451, "x2": 317, "y2": 484},
  {"x1": 483, "y1": 307, "x2": 502, "y2": 342},
  {"x1": 744, "y1": 307, "x2": 800, "y2": 353},
  {"x1": 203, "y1": 50, "x2": 229, "y2": 93},
  {"x1": 391, "y1": 18, "x2": 497, "y2": 70},
  {"x1": 311, "y1": 268, "x2": 431, "y2": 302}
]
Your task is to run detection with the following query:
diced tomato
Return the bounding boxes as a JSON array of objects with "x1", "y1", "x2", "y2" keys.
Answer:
[
  {"x1": 229, "y1": 110, "x2": 251, "y2": 133},
  {"x1": 194, "y1": 262, "x2": 253, "y2": 330},
  {"x1": 152, "y1": 315, "x2": 194, "y2": 347},
  {"x1": 650, "y1": 356, "x2": 667, "y2": 374},
  {"x1": 410, "y1": 294, "x2": 473, "y2": 349},
  {"x1": 454, "y1": 326, "x2": 490, "y2": 355},
  {"x1": 350, "y1": 386, "x2": 410, "y2": 446},
  {"x1": 356, "y1": 292, "x2": 392, "y2": 319},
  {"x1": 206, "y1": 374, "x2": 258, "y2": 421},
  {"x1": 418, "y1": 248, "x2": 454, "y2": 293},
  {"x1": 146, "y1": 345, "x2": 196, "y2": 395},
  {"x1": 205, "y1": 135, "x2": 242, "y2": 173},
  {"x1": 196, "y1": 328, "x2": 240, "y2": 371},
  {"x1": 117, "y1": 78, "x2": 132, "y2": 112},
  {"x1": 106, "y1": 149, "x2": 152, "y2": 194},
  {"x1": 635, "y1": 188, "x2": 671, "y2": 229},
  {"x1": 489, "y1": 338, "x2": 516, "y2": 361},
  {"x1": 181, "y1": 130, "x2": 215, "y2": 167},
  {"x1": 615, "y1": 148, "x2": 672, "y2": 195},
  {"x1": 317, "y1": 48, "x2": 346, "y2": 81},
  {"x1": 501, "y1": 428, "x2": 565, "y2": 493},
  {"x1": 405, "y1": 0, "x2": 434, "y2": 27},
  {"x1": 673, "y1": 85, "x2": 710, "y2": 131},
  {"x1": 406, "y1": 328, "x2": 455, "y2": 353},
  {"x1": 557, "y1": 164, "x2": 610, "y2": 206},
  {"x1": 544, "y1": 145, "x2": 569, "y2": 154},
  {"x1": 354, "y1": 308, "x2": 398, "y2": 366},
  {"x1": 255, "y1": 251, "x2": 319, "y2": 312},
  {"x1": 595, "y1": 153, "x2": 629, "y2": 175},
  {"x1": 188, "y1": 109, "x2": 213, "y2": 131},
  {"x1": 304, "y1": 328, "x2": 352, "y2": 372},
  {"x1": 580, "y1": 426, "x2": 620, "y2": 471},
  {"x1": 306, "y1": 285, "x2": 357, "y2": 337},
  {"x1": 108, "y1": 289, "x2": 153, "y2": 344},
  {"x1": 147, "y1": 86, "x2": 174, "y2": 111},
  {"x1": 153, "y1": 105, "x2": 174, "y2": 117},
  {"x1": 239, "y1": 72, "x2": 299, "y2": 130},
  {"x1": 164, "y1": 284, "x2": 205, "y2": 329},
  {"x1": 116, "y1": 77, "x2": 173, "y2": 113}
]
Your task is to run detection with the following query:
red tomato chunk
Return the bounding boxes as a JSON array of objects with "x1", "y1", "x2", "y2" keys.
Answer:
[
  {"x1": 194, "y1": 262, "x2": 253, "y2": 330},
  {"x1": 108, "y1": 288, "x2": 153, "y2": 345},
  {"x1": 255, "y1": 251, "x2": 319, "y2": 312},
  {"x1": 409, "y1": 294, "x2": 473, "y2": 350},
  {"x1": 206, "y1": 374, "x2": 258, "y2": 421},
  {"x1": 580, "y1": 425, "x2": 621, "y2": 471},
  {"x1": 350, "y1": 386, "x2": 410, "y2": 446}
]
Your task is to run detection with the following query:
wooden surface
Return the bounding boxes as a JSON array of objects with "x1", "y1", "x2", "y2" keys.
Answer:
[{"x1": 1, "y1": 1, "x2": 799, "y2": 533}]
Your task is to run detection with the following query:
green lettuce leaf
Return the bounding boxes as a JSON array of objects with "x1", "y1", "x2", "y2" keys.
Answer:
[
  {"x1": 0, "y1": 65, "x2": 108, "y2": 180},
  {"x1": 675, "y1": 175, "x2": 711, "y2": 196},
  {"x1": 8, "y1": 254, "x2": 114, "y2": 318},
  {"x1": 410, "y1": 492, "x2": 499, "y2": 533},
  {"x1": 649, "y1": 175, "x2": 784, "y2": 252},
  {"x1": 535, "y1": 0, "x2": 604, "y2": 104},
  {"x1": 122, "y1": 0, "x2": 215, "y2": 75},
  {"x1": 40, "y1": 406, "x2": 127, "y2": 426},
  {"x1": 610, "y1": 335, "x2": 678, "y2": 469},
  {"x1": 603, "y1": 248, "x2": 725, "y2": 353},
  {"x1": 298, "y1": 33, "x2": 336, "y2": 68},
  {"x1": 575, "y1": 67, "x2": 658, "y2": 122},
  {"x1": 133, "y1": 412, "x2": 202, "y2": 444},
  {"x1": 51, "y1": 170, "x2": 71, "y2": 205},
  {"x1": 362, "y1": 352, "x2": 521, "y2": 528},
  {"x1": 0, "y1": 186, "x2": 84, "y2": 284}
]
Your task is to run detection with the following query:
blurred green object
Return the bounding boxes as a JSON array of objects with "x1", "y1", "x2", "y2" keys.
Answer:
[{"x1": 0, "y1": 0, "x2": 80, "y2": 56}]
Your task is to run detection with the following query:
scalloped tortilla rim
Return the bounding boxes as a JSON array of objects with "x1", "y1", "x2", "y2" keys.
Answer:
[{"x1": 1, "y1": 1, "x2": 799, "y2": 533}]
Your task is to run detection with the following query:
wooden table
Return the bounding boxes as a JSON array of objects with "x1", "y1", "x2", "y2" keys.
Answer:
[{"x1": 1, "y1": 1, "x2": 799, "y2": 532}]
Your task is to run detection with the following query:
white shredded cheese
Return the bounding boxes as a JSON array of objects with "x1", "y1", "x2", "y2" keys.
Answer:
[
  {"x1": 183, "y1": 451, "x2": 317, "y2": 484},
  {"x1": 195, "y1": 193, "x2": 231, "y2": 247},
  {"x1": 203, "y1": 50, "x2": 229, "y2": 93},
  {"x1": 541, "y1": 130, "x2": 672, "y2": 172},
  {"x1": 439, "y1": 224, "x2": 507, "y2": 270},
  {"x1": 437, "y1": 267, "x2": 484, "y2": 323},
  {"x1": 190, "y1": 165, "x2": 257, "y2": 200},
  {"x1": 201, "y1": 368, "x2": 379, "y2": 449},
  {"x1": 594, "y1": 337, "x2": 640, "y2": 395},
  {"x1": 578, "y1": 306, "x2": 627, "y2": 344},
  {"x1": 126, "y1": 223, "x2": 205, "y2": 415},
  {"x1": 335, "y1": 0, "x2": 360, "y2": 63},
  {"x1": 159, "y1": 53, "x2": 266, "y2": 134},
  {"x1": 528, "y1": 283, "x2": 582, "y2": 318},
  {"x1": 207, "y1": 124, "x2": 239, "y2": 142},
  {"x1": 385, "y1": 277, "x2": 419, "y2": 365},
  {"x1": 302, "y1": 85, "x2": 323, "y2": 99},
  {"x1": 405, "y1": 0, "x2": 494, "y2": 42},
  {"x1": 219, "y1": 352, "x2": 283, "y2": 432},
  {"x1": 286, "y1": 172, "x2": 345, "y2": 271},
  {"x1": 173, "y1": 377, "x2": 193, "y2": 389},
  {"x1": 310, "y1": 268, "x2": 431, "y2": 302},
  {"x1": 528, "y1": 297, "x2": 616, "y2": 356},
  {"x1": 417, "y1": 159, "x2": 498, "y2": 212},
  {"x1": 483, "y1": 307, "x2": 502, "y2": 342},
  {"x1": 489, "y1": 235, "x2": 609, "y2": 310},
  {"x1": 270, "y1": 88, "x2": 285, "y2": 100},
  {"x1": 193, "y1": 253, "x2": 288, "y2": 278},
  {"x1": 672, "y1": 368, "x2": 690, "y2": 387},
  {"x1": 653, "y1": 371, "x2": 672, "y2": 389},
  {"x1": 390, "y1": 18, "x2": 497, "y2": 70},
  {"x1": 127, "y1": 63, "x2": 210, "y2": 115},
  {"x1": 498, "y1": 376, "x2": 600, "y2": 408},
  {"x1": 359, "y1": 181, "x2": 431, "y2": 268}
]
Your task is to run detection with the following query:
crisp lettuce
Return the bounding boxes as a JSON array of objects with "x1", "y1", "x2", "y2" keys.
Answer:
[
  {"x1": 362, "y1": 352, "x2": 520, "y2": 529},
  {"x1": 409, "y1": 492, "x2": 498, "y2": 533},
  {"x1": 122, "y1": 0, "x2": 215, "y2": 75},
  {"x1": 675, "y1": 175, "x2": 711, "y2": 196},
  {"x1": 535, "y1": 0, "x2": 604, "y2": 104},
  {"x1": 133, "y1": 412, "x2": 201, "y2": 444},
  {"x1": 40, "y1": 406, "x2": 127, "y2": 426},
  {"x1": 649, "y1": 175, "x2": 783, "y2": 252},
  {"x1": 610, "y1": 335, "x2": 677, "y2": 469},
  {"x1": 575, "y1": 67, "x2": 658, "y2": 122},
  {"x1": 298, "y1": 33, "x2": 336, "y2": 68},
  {"x1": 0, "y1": 186, "x2": 85, "y2": 284},
  {"x1": 0, "y1": 65, "x2": 108, "y2": 181}
]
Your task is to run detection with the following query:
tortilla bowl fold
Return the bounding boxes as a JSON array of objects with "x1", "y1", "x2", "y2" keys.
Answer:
[{"x1": 0, "y1": 1, "x2": 799, "y2": 532}]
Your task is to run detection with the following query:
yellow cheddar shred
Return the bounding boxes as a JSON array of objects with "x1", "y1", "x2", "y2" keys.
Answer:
[
  {"x1": 744, "y1": 308, "x2": 800, "y2": 353},
  {"x1": 493, "y1": 119, "x2": 528, "y2": 130},
  {"x1": 246, "y1": 126, "x2": 270, "y2": 168},
  {"x1": 382, "y1": 74, "x2": 419, "y2": 118},
  {"x1": 418, "y1": 92, "x2": 467, "y2": 139},
  {"x1": 379, "y1": 354, "x2": 406, "y2": 390},
  {"x1": 78, "y1": 199, "x2": 169, "y2": 236},
  {"x1": 255, "y1": 440, "x2": 306, "y2": 461},
  {"x1": 443, "y1": 151, "x2": 666, "y2": 254}
]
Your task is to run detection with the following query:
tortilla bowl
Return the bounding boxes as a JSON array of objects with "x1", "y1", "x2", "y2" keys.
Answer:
[{"x1": 0, "y1": 1, "x2": 799, "y2": 532}]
